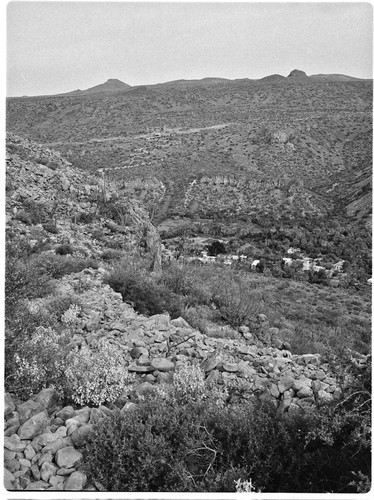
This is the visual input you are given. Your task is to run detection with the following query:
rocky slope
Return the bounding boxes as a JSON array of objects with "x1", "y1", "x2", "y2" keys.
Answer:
[{"x1": 4, "y1": 135, "x2": 370, "y2": 491}]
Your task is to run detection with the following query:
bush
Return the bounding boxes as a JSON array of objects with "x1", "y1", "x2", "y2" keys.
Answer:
[
  {"x1": 84, "y1": 372, "x2": 371, "y2": 493},
  {"x1": 212, "y1": 277, "x2": 264, "y2": 327},
  {"x1": 55, "y1": 243, "x2": 73, "y2": 255},
  {"x1": 65, "y1": 339, "x2": 135, "y2": 406},
  {"x1": 40, "y1": 254, "x2": 99, "y2": 278},
  {"x1": 43, "y1": 222, "x2": 59, "y2": 234},
  {"x1": 101, "y1": 249, "x2": 123, "y2": 261},
  {"x1": 13, "y1": 326, "x2": 71, "y2": 399},
  {"x1": 14, "y1": 210, "x2": 33, "y2": 225},
  {"x1": 106, "y1": 263, "x2": 183, "y2": 318}
]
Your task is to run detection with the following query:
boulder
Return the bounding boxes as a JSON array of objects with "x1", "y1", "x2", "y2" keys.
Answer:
[
  {"x1": 24, "y1": 479, "x2": 50, "y2": 490},
  {"x1": 33, "y1": 388, "x2": 60, "y2": 411},
  {"x1": 150, "y1": 357, "x2": 174, "y2": 372},
  {"x1": 40, "y1": 461, "x2": 58, "y2": 482},
  {"x1": 17, "y1": 400, "x2": 45, "y2": 425},
  {"x1": 55, "y1": 406, "x2": 75, "y2": 422},
  {"x1": 64, "y1": 471, "x2": 87, "y2": 491},
  {"x1": 201, "y1": 355, "x2": 222, "y2": 372},
  {"x1": 4, "y1": 434, "x2": 29, "y2": 452},
  {"x1": 55, "y1": 446, "x2": 83, "y2": 469},
  {"x1": 70, "y1": 424, "x2": 94, "y2": 447}
]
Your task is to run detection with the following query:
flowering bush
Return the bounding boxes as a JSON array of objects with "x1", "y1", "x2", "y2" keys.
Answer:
[
  {"x1": 65, "y1": 339, "x2": 135, "y2": 406},
  {"x1": 14, "y1": 326, "x2": 70, "y2": 398},
  {"x1": 60, "y1": 303, "x2": 82, "y2": 326},
  {"x1": 172, "y1": 363, "x2": 206, "y2": 404}
]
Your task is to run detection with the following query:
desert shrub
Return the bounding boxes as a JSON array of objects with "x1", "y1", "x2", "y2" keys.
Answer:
[
  {"x1": 181, "y1": 305, "x2": 220, "y2": 335},
  {"x1": 106, "y1": 263, "x2": 183, "y2": 318},
  {"x1": 162, "y1": 263, "x2": 212, "y2": 306},
  {"x1": 37, "y1": 156, "x2": 49, "y2": 166},
  {"x1": 46, "y1": 159, "x2": 60, "y2": 170},
  {"x1": 55, "y1": 243, "x2": 73, "y2": 255},
  {"x1": 101, "y1": 248, "x2": 123, "y2": 261},
  {"x1": 5, "y1": 242, "x2": 52, "y2": 314},
  {"x1": 85, "y1": 369, "x2": 371, "y2": 493},
  {"x1": 75, "y1": 211, "x2": 96, "y2": 224},
  {"x1": 83, "y1": 390, "x2": 311, "y2": 492},
  {"x1": 65, "y1": 339, "x2": 135, "y2": 406},
  {"x1": 212, "y1": 277, "x2": 264, "y2": 327},
  {"x1": 171, "y1": 363, "x2": 207, "y2": 404},
  {"x1": 45, "y1": 294, "x2": 82, "y2": 323},
  {"x1": 14, "y1": 210, "x2": 33, "y2": 225},
  {"x1": 40, "y1": 254, "x2": 99, "y2": 278},
  {"x1": 12, "y1": 326, "x2": 71, "y2": 399},
  {"x1": 43, "y1": 222, "x2": 59, "y2": 234}
]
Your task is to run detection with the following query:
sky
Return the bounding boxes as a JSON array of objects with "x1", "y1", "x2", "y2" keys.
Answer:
[{"x1": 6, "y1": 1, "x2": 374, "y2": 97}]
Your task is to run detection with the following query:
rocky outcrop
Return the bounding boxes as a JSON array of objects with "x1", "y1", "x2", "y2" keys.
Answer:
[{"x1": 6, "y1": 133, "x2": 162, "y2": 264}]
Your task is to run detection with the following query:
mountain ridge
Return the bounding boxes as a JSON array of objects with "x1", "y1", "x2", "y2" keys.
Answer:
[{"x1": 11, "y1": 69, "x2": 371, "y2": 98}]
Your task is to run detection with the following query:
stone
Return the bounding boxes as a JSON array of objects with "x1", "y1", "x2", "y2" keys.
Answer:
[
  {"x1": 237, "y1": 364, "x2": 257, "y2": 379},
  {"x1": 128, "y1": 364, "x2": 154, "y2": 373},
  {"x1": 17, "y1": 400, "x2": 45, "y2": 425},
  {"x1": 49, "y1": 475, "x2": 65, "y2": 489},
  {"x1": 42, "y1": 437, "x2": 72, "y2": 454},
  {"x1": 30, "y1": 463, "x2": 41, "y2": 480},
  {"x1": 18, "y1": 458, "x2": 31, "y2": 467},
  {"x1": 5, "y1": 425, "x2": 21, "y2": 437},
  {"x1": 55, "y1": 446, "x2": 83, "y2": 469},
  {"x1": 150, "y1": 357, "x2": 174, "y2": 372},
  {"x1": 18, "y1": 475, "x2": 31, "y2": 489},
  {"x1": 222, "y1": 362, "x2": 239, "y2": 372},
  {"x1": 292, "y1": 378, "x2": 311, "y2": 392},
  {"x1": 6, "y1": 411, "x2": 20, "y2": 428},
  {"x1": 37, "y1": 451, "x2": 54, "y2": 467},
  {"x1": 4, "y1": 393, "x2": 16, "y2": 419},
  {"x1": 57, "y1": 467, "x2": 76, "y2": 476},
  {"x1": 201, "y1": 355, "x2": 222, "y2": 372},
  {"x1": 4, "y1": 467, "x2": 15, "y2": 489},
  {"x1": 278, "y1": 376, "x2": 295, "y2": 394},
  {"x1": 269, "y1": 383, "x2": 280, "y2": 399},
  {"x1": 40, "y1": 461, "x2": 58, "y2": 482},
  {"x1": 317, "y1": 390, "x2": 333, "y2": 404},
  {"x1": 296, "y1": 386, "x2": 313, "y2": 399},
  {"x1": 33, "y1": 388, "x2": 60, "y2": 410},
  {"x1": 171, "y1": 317, "x2": 191, "y2": 329},
  {"x1": 55, "y1": 426, "x2": 68, "y2": 438},
  {"x1": 31, "y1": 431, "x2": 56, "y2": 452},
  {"x1": 137, "y1": 354, "x2": 151, "y2": 366},
  {"x1": 4, "y1": 434, "x2": 29, "y2": 452},
  {"x1": 18, "y1": 410, "x2": 49, "y2": 440},
  {"x1": 4, "y1": 458, "x2": 21, "y2": 473},
  {"x1": 24, "y1": 479, "x2": 50, "y2": 490},
  {"x1": 70, "y1": 424, "x2": 94, "y2": 447},
  {"x1": 55, "y1": 406, "x2": 75, "y2": 422},
  {"x1": 64, "y1": 471, "x2": 87, "y2": 491},
  {"x1": 4, "y1": 449, "x2": 16, "y2": 461}
]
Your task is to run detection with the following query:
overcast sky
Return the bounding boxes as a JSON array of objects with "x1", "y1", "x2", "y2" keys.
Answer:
[{"x1": 6, "y1": 1, "x2": 373, "y2": 97}]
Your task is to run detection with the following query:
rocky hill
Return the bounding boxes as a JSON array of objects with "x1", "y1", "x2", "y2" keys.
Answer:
[{"x1": 6, "y1": 75, "x2": 372, "y2": 226}]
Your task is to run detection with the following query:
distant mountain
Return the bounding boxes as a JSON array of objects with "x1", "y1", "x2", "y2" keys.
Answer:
[
  {"x1": 258, "y1": 74, "x2": 286, "y2": 84},
  {"x1": 63, "y1": 78, "x2": 131, "y2": 96},
  {"x1": 309, "y1": 73, "x2": 366, "y2": 82}
]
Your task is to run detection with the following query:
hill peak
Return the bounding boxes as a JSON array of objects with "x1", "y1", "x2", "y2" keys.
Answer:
[{"x1": 287, "y1": 69, "x2": 308, "y2": 79}]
